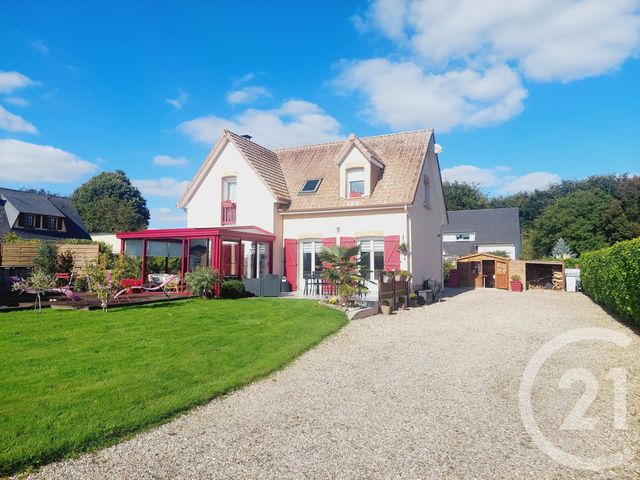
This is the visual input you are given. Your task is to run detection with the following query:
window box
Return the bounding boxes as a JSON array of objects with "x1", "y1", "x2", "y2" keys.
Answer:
[
  {"x1": 221, "y1": 201, "x2": 236, "y2": 225},
  {"x1": 349, "y1": 191, "x2": 362, "y2": 198}
]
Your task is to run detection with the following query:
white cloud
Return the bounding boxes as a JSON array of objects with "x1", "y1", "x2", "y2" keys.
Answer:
[
  {"x1": 0, "y1": 139, "x2": 97, "y2": 183},
  {"x1": 335, "y1": 59, "x2": 526, "y2": 131},
  {"x1": 150, "y1": 207, "x2": 187, "y2": 226},
  {"x1": 3, "y1": 97, "x2": 28, "y2": 107},
  {"x1": 166, "y1": 88, "x2": 189, "y2": 109},
  {"x1": 152, "y1": 155, "x2": 188, "y2": 166},
  {"x1": 0, "y1": 105, "x2": 38, "y2": 134},
  {"x1": 362, "y1": 0, "x2": 640, "y2": 82},
  {"x1": 442, "y1": 164, "x2": 560, "y2": 193},
  {"x1": 30, "y1": 40, "x2": 49, "y2": 56},
  {"x1": 235, "y1": 72, "x2": 256, "y2": 85},
  {"x1": 133, "y1": 178, "x2": 190, "y2": 199},
  {"x1": 497, "y1": 171, "x2": 561, "y2": 194},
  {"x1": 441, "y1": 165, "x2": 498, "y2": 187},
  {"x1": 178, "y1": 99, "x2": 342, "y2": 148},
  {"x1": 0, "y1": 71, "x2": 39, "y2": 94},
  {"x1": 227, "y1": 86, "x2": 271, "y2": 105}
]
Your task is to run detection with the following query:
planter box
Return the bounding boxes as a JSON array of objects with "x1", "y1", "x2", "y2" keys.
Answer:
[
  {"x1": 380, "y1": 304, "x2": 392, "y2": 315},
  {"x1": 510, "y1": 280, "x2": 523, "y2": 292}
]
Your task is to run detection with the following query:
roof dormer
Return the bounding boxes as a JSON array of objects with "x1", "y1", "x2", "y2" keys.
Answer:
[{"x1": 336, "y1": 134, "x2": 384, "y2": 199}]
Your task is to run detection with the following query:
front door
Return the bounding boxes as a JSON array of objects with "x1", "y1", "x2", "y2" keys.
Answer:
[{"x1": 495, "y1": 260, "x2": 509, "y2": 290}]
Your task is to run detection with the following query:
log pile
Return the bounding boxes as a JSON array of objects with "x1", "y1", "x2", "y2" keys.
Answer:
[{"x1": 552, "y1": 271, "x2": 564, "y2": 291}]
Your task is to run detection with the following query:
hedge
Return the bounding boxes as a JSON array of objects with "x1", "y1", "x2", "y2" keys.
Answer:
[{"x1": 580, "y1": 237, "x2": 640, "y2": 324}]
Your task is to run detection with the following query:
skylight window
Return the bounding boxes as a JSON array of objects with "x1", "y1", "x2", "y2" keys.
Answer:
[{"x1": 299, "y1": 178, "x2": 322, "y2": 194}]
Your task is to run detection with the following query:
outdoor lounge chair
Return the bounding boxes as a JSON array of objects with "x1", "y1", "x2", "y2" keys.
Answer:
[{"x1": 113, "y1": 274, "x2": 179, "y2": 302}]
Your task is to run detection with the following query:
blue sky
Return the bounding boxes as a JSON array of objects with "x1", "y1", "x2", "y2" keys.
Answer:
[{"x1": 1, "y1": 0, "x2": 639, "y2": 227}]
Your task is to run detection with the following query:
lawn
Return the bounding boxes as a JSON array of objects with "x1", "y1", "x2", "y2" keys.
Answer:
[{"x1": 0, "y1": 298, "x2": 346, "y2": 475}]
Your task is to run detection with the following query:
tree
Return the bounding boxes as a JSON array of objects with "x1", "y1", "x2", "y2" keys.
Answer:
[
  {"x1": 443, "y1": 181, "x2": 489, "y2": 211},
  {"x1": 531, "y1": 190, "x2": 635, "y2": 257},
  {"x1": 71, "y1": 170, "x2": 150, "y2": 232},
  {"x1": 318, "y1": 244, "x2": 368, "y2": 305},
  {"x1": 33, "y1": 243, "x2": 58, "y2": 275},
  {"x1": 551, "y1": 238, "x2": 575, "y2": 259}
]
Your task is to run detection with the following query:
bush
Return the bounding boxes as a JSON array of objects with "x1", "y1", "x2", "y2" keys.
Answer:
[
  {"x1": 563, "y1": 257, "x2": 580, "y2": 269},
  {"x1": 56, "y1": 250, "x2": 74, "y2": 274},
  {"x1": 33, "y1": 243, "x2": 57, "y2": 275},
  {"x1": 220, "y1": 279, "x2": 247, "y2": 299},
  {"x1": 581, "y1": 237, "x2": 640, "y2": 324},
  {"x1": 443, "y1": 259, "x2": 455, "y2": 279},
  {"x1": 185, "y1": 267, "x2": 219, "y2": 298},
  {"x1": 111, "y1": 255, "x2": 141, "y2": 288}
]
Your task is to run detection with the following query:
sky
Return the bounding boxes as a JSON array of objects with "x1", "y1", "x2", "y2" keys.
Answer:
[{"x1": 0, "y1": 0, "x2": 639, "y2": 228}]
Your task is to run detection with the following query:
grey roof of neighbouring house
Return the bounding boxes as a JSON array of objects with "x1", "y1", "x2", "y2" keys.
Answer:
[
  {"x1": 443, "y1": 207, "x2": 520, "y2": 257},
  {"x1": 0, "y1": 188, "x2": 91, "y2": 241}
]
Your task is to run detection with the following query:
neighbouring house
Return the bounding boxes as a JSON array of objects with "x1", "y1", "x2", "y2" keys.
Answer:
[
  {"x1": 0, "y1": 188, "x2": 91, "y2": 241},
  {"x1": 116, "y1": 129, "x2": 448, "y2": 295},
  {"x1": 90, "y1": 232, "x2": 121, "y2": 253},
  {"x1": 442, "y1": 207, "x2": 521, "y2": 260}
]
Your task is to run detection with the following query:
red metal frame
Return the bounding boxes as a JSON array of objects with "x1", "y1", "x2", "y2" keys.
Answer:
[{"x1": 116, "y1": 226, "x2": 275, "y2": 296}]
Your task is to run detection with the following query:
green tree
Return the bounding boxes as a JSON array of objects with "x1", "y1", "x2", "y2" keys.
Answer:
[
  {"x1": 443, "y1": 181, "x2": 489, "y2": 211},
  {"x1": 531, "y1": 190, "x2": 635, "y2": 257},
  {"x1": 71, "y1": 170, "x2": 149, "y2": 232},
  {"x1": 318, "y1": 244, "x2": 368, "y2": 305},
  {"x1": 33, "y1": 243, "x2": 58, "y2": 275}
]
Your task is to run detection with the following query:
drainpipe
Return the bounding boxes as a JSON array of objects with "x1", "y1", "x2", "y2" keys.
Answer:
[{"x1": 404, "y1": 204, "x2": 411, "y2": 288}]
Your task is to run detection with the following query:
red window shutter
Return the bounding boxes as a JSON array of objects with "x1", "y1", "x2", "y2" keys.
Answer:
[
  {"x1": 322, "y1": 237, "x2": 336, "y2": 248},
  {"x1": 284, "y1": 239, "x2": 298, "y2": 290},
  {"x1": 340, "y1": 237, "x2": 355, "y2": 248},
  {"x1": 384, "y1": 235, "x2": 401, "y2": 271}
]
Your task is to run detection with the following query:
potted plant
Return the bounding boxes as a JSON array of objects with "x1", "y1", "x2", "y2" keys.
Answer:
[
  {"x1": 409, "y1": 293, "x2": 418, "y2": 307},
  {"x1": 399, "y1": 242, "x2": 410, "y2": 256},
  {"x1": 397, "y1": 296, "x2": 406, "y2": 311},
  {"x1": 380, "y1": 299, "x2": 392, "y2": 315},
  {"x1": 394, "y1": 270, "x2": 402, "y2": 281},
  {"x1": 382, "y1": 271, "x2": 391, "y2": 283},
  {"x1": 510, "y1": 274, "x2": 523, "y2": 292}
]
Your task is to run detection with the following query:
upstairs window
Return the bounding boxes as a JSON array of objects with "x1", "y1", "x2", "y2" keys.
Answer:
[
  {"x1": 347, "y1": 168, "x2": 365, "y2": 197},
  {"x1": 222, "y1": 176, "x2": 237, "y2": 202},
  {"x1": 299, "y1": 178, "x2": 322, "y2": 194},
  {"x1": 19, "y1": 214, "x2": 35, "y2": 228},
  {"x1": 46, "y1": 216, "x2": 58, "y2": 229}
]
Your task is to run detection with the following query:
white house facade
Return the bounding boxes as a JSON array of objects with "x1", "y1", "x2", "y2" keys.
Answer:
[{"x1": 117, "y1": 129, "x2": 448, "y2": 295}]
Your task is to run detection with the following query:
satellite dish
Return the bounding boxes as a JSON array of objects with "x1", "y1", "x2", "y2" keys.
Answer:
[{"x1": 434, "y1": 143, "x2": 443, "y2": 154}]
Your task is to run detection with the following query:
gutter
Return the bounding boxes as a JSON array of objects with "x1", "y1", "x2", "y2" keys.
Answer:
[{"x1": 278, "y1": 204, "x2": 409, "y2": 216}]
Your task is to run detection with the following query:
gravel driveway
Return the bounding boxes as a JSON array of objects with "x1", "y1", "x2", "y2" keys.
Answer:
[{"x1": 26, "y1": 289, "x2": 640, "y2": 479}]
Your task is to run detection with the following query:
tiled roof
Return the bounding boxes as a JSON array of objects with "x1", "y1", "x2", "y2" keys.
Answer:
[
  {"x1": 226, "y1": 131, "x2": 291, "y2": 203},
  {"x1": 275, "y1": 129, "x2": 433, "y2": 211}
]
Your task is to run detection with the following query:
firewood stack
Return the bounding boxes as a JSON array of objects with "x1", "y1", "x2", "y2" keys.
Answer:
[{"x1": 552, "y1": 271, "x2": 564, "y2": 291}]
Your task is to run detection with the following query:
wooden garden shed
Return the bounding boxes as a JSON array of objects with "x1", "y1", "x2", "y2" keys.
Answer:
[{"x1": 456, "y1": 253, "x2": 510, "y2": 290}]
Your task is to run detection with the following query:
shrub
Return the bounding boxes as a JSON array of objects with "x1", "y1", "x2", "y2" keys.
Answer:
[
  {"x1": 33, "y1": 243, "x2": 58, "y2": 275},
  {"x1": 111, "y1": 255, "x2": 142, "y2": 288},
  {"x1": 185, "y1": 266, "x2": 219, "y2": 298},
  {"x1": 381, "y1": 299, "x2": 391, "y2": 306},
  {"x1": 511, "y1": 274, "x2": 521, "y2": 282},
  {"x1": 581, "y1": 237, "x2": 640, "y2": 324},
  {"x1": 13, "y1": 270, "x2": 56, "y2": 312},
  {"x1": 397, "y1": 295, "x2": 405, "y2": 304},
  {"x1": 409, "y1": 293, "x2": 418, "y2": 300},
  {"x1": 443, "y1": 259, "x2": 455, "y2": 279},
  {"x1": 56, "y1": 250, "x2": 74, "y2": 274},
  {"x1": 220, "y1": 279, "x2": 247, "y2": 299},
  {"x1": 563, "y1": 257, "x2": 580, "y2": 269}
]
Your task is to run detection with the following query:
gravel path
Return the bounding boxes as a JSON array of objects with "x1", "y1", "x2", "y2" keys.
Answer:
[{"x1": 25, "y1": 290, "x2": 640, "y2": 479}]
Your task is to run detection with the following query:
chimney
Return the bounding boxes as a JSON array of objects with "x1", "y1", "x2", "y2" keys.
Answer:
[{"x1": 241, "y1": 134, "x2": 252, "y2": 140}]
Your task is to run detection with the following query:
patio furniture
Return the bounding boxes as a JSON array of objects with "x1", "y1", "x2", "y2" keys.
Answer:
[
  {"x1": 55, "y1": 273, "x2": 74, "y2": 290},
  {"x1": 114, "y1": 274, "x2": 179, "y2": 302}
]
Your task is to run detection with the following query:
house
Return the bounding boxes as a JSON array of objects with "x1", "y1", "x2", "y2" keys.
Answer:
[
  {"x1": 0, "y1": 188, "x2": 91, "y2": 241},
  {"x1": 117, "y1": 129, "x2": 448, "y2": 294},
  {"x1": 442, "y1": 207, "x2": 521, "y2": 259}
]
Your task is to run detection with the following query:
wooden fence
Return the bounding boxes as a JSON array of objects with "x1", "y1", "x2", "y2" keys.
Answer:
[
  {"x1": 0, "y1": 243, "x2": 100, "y2": 273},
  {"x1": 378, "y1": 273, "x2": 410, "y2": 309}
]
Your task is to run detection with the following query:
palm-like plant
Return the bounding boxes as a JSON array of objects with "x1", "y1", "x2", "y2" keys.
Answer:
[{"x1": 318, "y1": 245, "x2": 368, "y2": 305}]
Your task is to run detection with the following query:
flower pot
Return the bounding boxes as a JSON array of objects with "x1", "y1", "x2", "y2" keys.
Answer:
[
  {"x1": 409, "y1": 299, "x2": 417, "y2": 308},
  {"x1": 397, "y1": 303, "x2": 406, "y2": 311},
  {"x1": 394, "y1": 275, "x2": 402, "y2": 281},
  {"x1": 380, "y1": 304, "x2": 392, "y2": 315},
  {"x1": 382, "y1": 275, "x2": 391, "y2": 284},
  {"x1": 510, "y1": 280, "x2": 523, "y2": 292}
]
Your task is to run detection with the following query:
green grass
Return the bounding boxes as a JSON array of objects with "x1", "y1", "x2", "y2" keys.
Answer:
[{"x1": 0, "y1": 298, "x2": 346, "y2": 475}]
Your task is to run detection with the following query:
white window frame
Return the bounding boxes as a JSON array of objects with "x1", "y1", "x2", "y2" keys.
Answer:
[
  {"x1": 347, "y1": 168, "x2": 365, "y2": 197},
  {"x1": 222, "y1": 176, "x2": 237, "y2": 202},
  {"x1": 357, "y1": 238, "x2": 384, "y2": 283},
  {"x1": 299, "y1": 240, "x2": 323, "y2": 289}
]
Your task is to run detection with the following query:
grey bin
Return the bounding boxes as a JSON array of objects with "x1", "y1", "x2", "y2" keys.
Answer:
[{"x1": 243, "y1": 278, "x2": 261, "y2": 297}]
